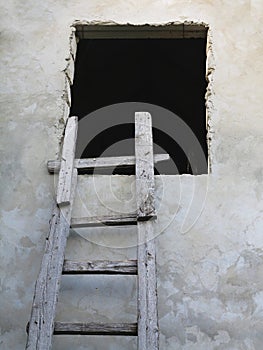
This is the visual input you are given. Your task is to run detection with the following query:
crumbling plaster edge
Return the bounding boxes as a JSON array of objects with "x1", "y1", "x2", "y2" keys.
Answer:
[
  {"x1": 60, "y1": 20, "x2": 215, "y2": 174},
  {"x1": 55, "y1": 26, "x2": 78, "y2": 155}
]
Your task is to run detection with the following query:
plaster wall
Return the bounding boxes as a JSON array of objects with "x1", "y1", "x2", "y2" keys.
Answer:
[{"x1": 1, "y1": 1, "x2": 263, "y2": 349}]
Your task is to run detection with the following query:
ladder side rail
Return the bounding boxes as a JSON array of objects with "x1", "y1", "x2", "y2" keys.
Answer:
[
  {"x1": 26, "y1": 116, "x2": 78, "y2": 350},
  {"x1": 135, "y1": 112, "x2": 159, "y2": 350},
  {"x1": 56, "y1": 117, "x2": 78, "y2": 206}
]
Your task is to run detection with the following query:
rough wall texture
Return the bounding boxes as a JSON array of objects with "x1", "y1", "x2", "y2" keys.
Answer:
[{"x1": 1, "y1": 1, "x2": 263, "y2": 349}]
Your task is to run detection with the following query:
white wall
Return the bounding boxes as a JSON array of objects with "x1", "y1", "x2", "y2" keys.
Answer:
[{"x1": 1, "y1": 1, "x2": 263, "y2": 349}]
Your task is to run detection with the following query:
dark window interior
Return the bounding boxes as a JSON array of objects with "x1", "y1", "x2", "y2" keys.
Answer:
[{"x1": 70, "y1": 38, "x2": 208, "y2": 174}]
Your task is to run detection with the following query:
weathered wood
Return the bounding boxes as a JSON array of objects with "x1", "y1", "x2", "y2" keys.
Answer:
[
  {"x1": 71, "y1": 213, "x2": 137, "y2": 228},
  {"x1": 135, "y1": 112, "x2": 156, "y2": 220},
  {"x1": 27, "y1": 111, "x2": 160, "y2": 349},
  {"x1": 56, "y1": 116, "x2": 78, "y2": 206},
  {"x1": 47, "y1": 153, "x2": 169, "y2": 174},
  {"x1": 137, "y1": 228, "x2": 147, "y2": 350},
  {"x1": 143, "y1": 221, "x2": 159, "y2": 349},
  {"x1": 26, "y1": 169, "x2": 78, "y2": 350},
  {"x1": 54, "y1": 322, "x2": 137, "y2": 336},
  {"x1": 135, "y1": 112, "x2": 159, "y2": 350},
  {"x1": 75, "y1": 23, "x2": 207, "y2": 40},
  {"x1": 63, "y1": 259, "x2": 137, "y2": 275}
]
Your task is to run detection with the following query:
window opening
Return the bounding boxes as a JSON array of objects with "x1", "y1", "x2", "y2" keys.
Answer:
[{"x1": 70, "y1": 25, "x2": 208, "y2": 174}]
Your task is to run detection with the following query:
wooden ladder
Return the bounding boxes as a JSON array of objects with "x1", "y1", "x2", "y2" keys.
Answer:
[{"x1": 26, "y1": 112, "x2": 168, "y2": 350}]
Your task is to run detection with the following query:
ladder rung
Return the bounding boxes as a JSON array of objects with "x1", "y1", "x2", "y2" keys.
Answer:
[
  {"x1": 71, "y1": 214, "x2": 138, "y2": 227},
  {"x1": 63, "y1": 259, "x2": 137, "y2": 275},
  {"x1": 47, "y1": 153, "x2": 170, "y2": 173},
  {"x1": 54, "y1": 322, "x2": 137, "y2": 336}
]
